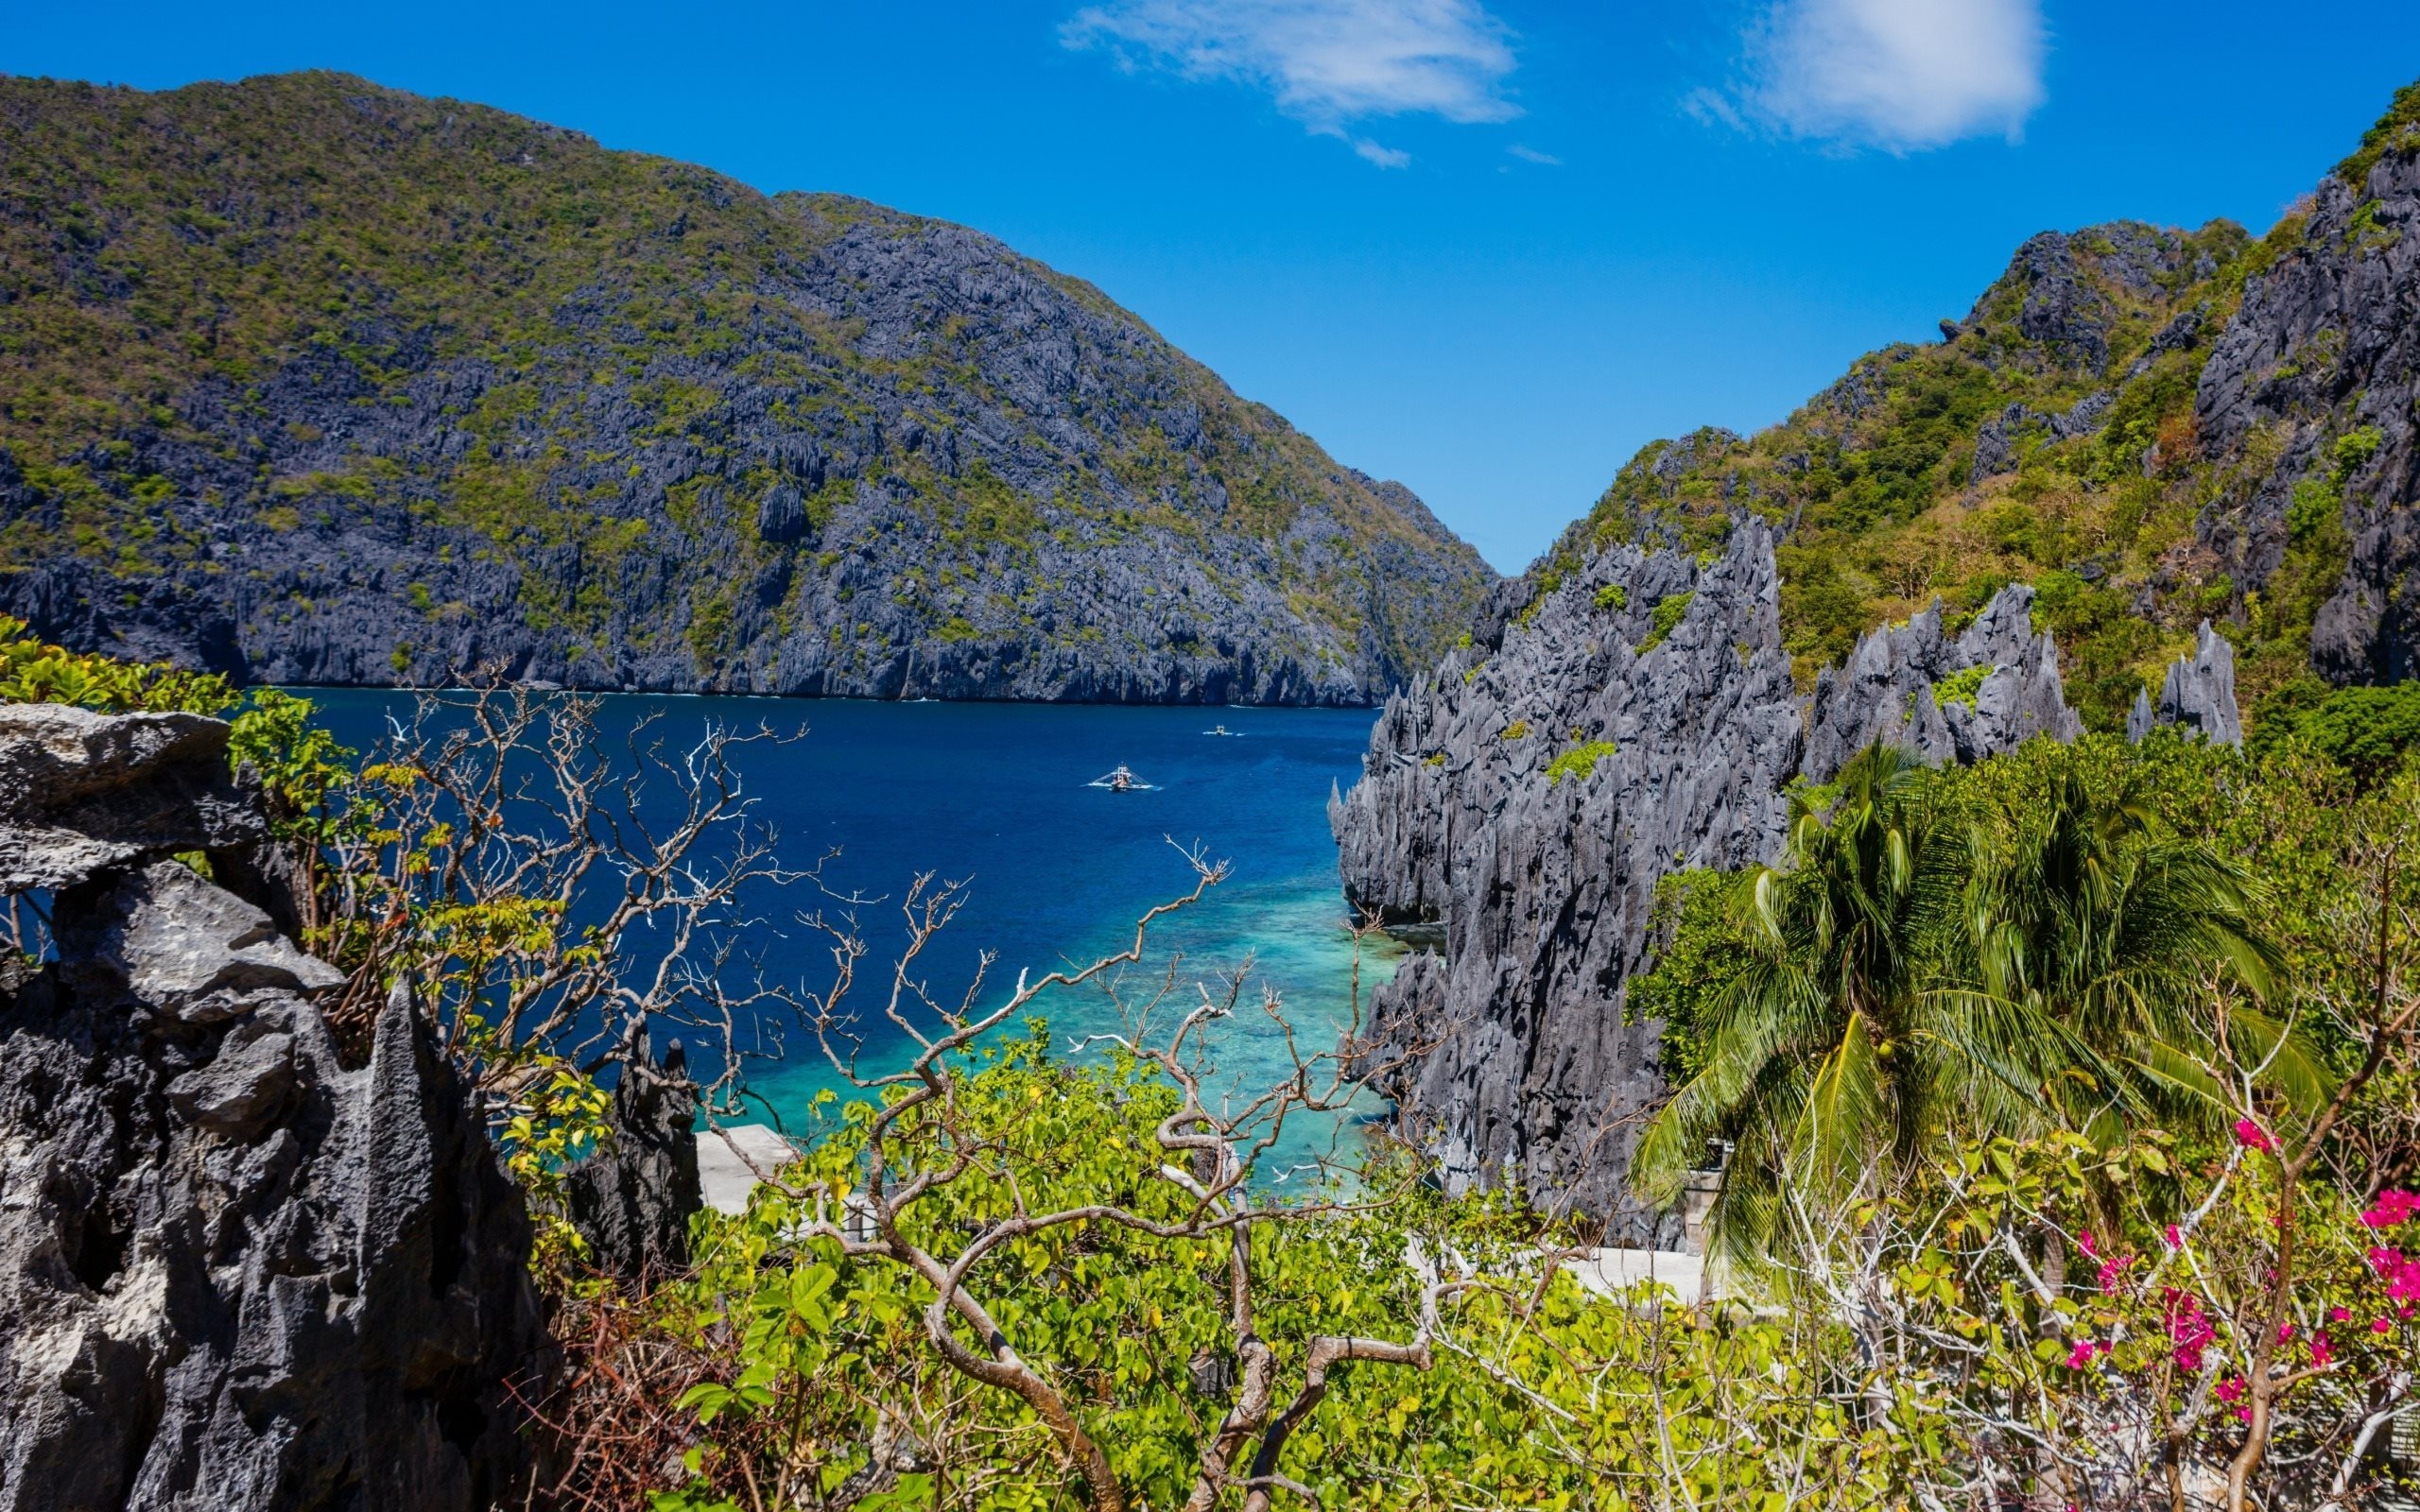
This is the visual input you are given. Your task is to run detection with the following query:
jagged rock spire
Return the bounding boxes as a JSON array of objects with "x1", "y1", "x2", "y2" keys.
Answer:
[{"x1": 2127, "y1": 621, "x2": 2242, "y2": 747}]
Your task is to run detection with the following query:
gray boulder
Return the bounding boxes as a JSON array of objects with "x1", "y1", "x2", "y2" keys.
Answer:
[
  {"x1": 0, "y1": 704, "x2": 263, "y2": 892},
  {"x1": 0, "y1": 718, "x2": 548, "y2": 1511}
]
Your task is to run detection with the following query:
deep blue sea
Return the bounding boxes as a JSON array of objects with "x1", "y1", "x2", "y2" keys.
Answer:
[{"x1": 300, "y1": 692, "x2": 1400, "y2": 1176}]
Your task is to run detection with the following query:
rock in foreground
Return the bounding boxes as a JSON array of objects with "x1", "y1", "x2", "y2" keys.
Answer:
[{"x1": 0, "y1": 710, "x2": 547, "y2": 1511}]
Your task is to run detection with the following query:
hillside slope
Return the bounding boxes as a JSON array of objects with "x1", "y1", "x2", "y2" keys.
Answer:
[
  {"x1": 1529, "y1": 79, "x2": 2420, "y2": 730},
  {"x1": 0, "y1": 72, "x2": 1493, "y2": 701},
  {"x1": 1329, "y1": 78, "x2": 2420, "y2": 1222}
]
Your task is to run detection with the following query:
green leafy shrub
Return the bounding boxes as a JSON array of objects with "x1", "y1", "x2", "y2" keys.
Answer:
[
  {"x1": 0, "y1": 613, "x2": 234, "y2": 713},
  {"x1": 1638, "y1": 591, "x2": 1694, "y2": 651},
  {"x1": 1593, "y1": 583, "x2": 1628, "y2": 612},
  {"x1": 1543, "y1": 739, "x2": 1617, "y2": 785},
  {"x1": 1929, "y1": 662, "x2": 1992, "y2": 710},
  {"x1": 2252, "y1": 679, "x2": 2420, "y2": 782}
]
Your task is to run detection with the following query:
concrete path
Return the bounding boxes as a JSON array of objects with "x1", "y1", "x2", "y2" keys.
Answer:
[
  {"x1": 696, "y1": 1125, "x2": 798, "y2": 1214},
  {"x1": 1564, "y1": 1246, "x2": 1713, "y2": 1300}
]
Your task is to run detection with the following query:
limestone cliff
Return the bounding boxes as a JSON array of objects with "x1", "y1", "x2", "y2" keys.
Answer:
[
  {"x1": 0, "y1": 704, "x2": 547, "y2": 1510},
  {"x1": 1333, "y1": 528, "x2": 2107, "y2": 1229},
  {"x1": 0, "y1": 73, "x2": 1492, "y2": 704}
]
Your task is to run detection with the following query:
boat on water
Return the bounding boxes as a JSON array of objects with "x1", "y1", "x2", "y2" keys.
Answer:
[
  {"x1": 1202, "y1": 724, "x2": 1242, "y2": 737},
  {"x1": 1088, "y1": 764, "x2": 1158, "y2": 793}
]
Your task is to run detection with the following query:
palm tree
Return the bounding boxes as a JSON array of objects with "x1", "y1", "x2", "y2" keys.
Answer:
[
  {"x1": 1633, "y1": 741, "x2": 2307, "y2": 1270},
  {"x1": 1962, "y1": 765, "x2": 2318, "y2": 1139},
  {"x1": 1633, "y1": 744, "x2": 2018, "y2": 1267}
]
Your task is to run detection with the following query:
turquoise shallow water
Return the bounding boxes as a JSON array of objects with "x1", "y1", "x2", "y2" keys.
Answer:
[{"x1": 301, "y1": 692, "x2": 1400, "y2": 1177}]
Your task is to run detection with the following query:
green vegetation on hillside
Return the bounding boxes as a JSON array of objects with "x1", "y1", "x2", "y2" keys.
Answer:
[
  {"x1": 0, "y1": 72, "x2": 1486, "y2": 679},
  {"x1": 1535, "y1": 214, "x2": 2271, "y2": 730}
]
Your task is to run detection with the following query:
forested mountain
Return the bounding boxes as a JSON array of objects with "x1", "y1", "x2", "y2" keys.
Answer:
[
  {"x1": 1532, "y1": 80, "x2": 2420, "y2": 730},
  {"x1": 0, "y1": 72, "x2": 1493, "y2": 701},
  {"x1": 1334, "y1": 78, "x2": 2420, "y2": 1222}
]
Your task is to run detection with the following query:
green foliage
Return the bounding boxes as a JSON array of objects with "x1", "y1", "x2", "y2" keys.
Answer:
[
  {"x1": 1499, "y1": 718, "x2": 1530, "y2": 741},
  {"x1": 1637, "y1": 590, "x2": 1693, "y2": 651},
  {"x1": 0, "y1": 613, "x2": 234, "y2": 713},
  {"x1": 1929, "y1": 662, "x2": 1991, "y2": 710},
  {"x1": 1625, "y1": 868, "x2": 1754, "y2": 1080},
  {"x1": 2251, "y1": 679, "x2": 2420, "y2": 782},
  {"x1": 646, "y1": 1037, "x2": 1921, "y2": 1509},
  {"x1": 2337, "y1": 78, "x2": 2420, "y2": 191},
  {"x1": 1542, "y1": 738, "x2": 1617, "y2": 785},
  {"x1": 1634, "y1": 737, "x2": 2299, "y2": 1267},
  {"x1": 1591, "y1": 582, "x2": 1627, "y2": 612}
]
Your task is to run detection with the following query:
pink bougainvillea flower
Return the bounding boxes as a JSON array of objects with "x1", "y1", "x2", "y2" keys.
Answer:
[
  {"x1": 2077, "y1": 1229, "x2": 2097, "y2": 1259},
  {"x1": 2066, "y1": 1339, "x2": 2100, "y2": 1369},
  {"x1": 2330, "y1": 1306, "x2": 2352, "y2": 1323},
  {"x1": 2164, "y1": 1224, "x2": 2184, "y2": 1251},
  {"x1": 2235, "y1": 1119, "x2": 2274, "y2": 1151},
  {"x1": 2362, "y1": 1190, "x2": 2420, "y2": 1228},
  {"x1": 2278, "y1": 1321, "x2": 2296, "y2": 1343},
  {"x1": 2165, "y1": 1288, "x2": 2217, "y2": 1371},
  {"x1": 2376, "y1": 1317, "x2": 2395, "y2": 1334},
  {"x1": 2216, "y1": 1376, "x2": 2246, "y2": 1403},
  {"x1": 2370, "y1": 1246, "x2": 2404, "y2": 1276},
  {"x1": 2312, "y1": 1330, "x2": 2334, "y2": 1366}
]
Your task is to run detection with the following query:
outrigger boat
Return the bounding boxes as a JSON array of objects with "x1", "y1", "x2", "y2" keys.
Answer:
[
  {"x1": 1202, "y1": 724, "x2": 1241, "y2": 736},
  {"x1": 1088, "y1": 764, "x2": 1157, "y2": 793}
]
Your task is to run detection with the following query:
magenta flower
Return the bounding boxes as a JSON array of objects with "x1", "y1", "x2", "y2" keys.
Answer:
[
  {"x1": 2165, "y1": 1288, "x2": 2217, "y2": 1371},
  {"x1": 2234, "y1": 1119, "x2": 2274, "y2": 1151},
  {"x1": 2363, "y1": 1190, "x2": 2420, "y2": 1228}
]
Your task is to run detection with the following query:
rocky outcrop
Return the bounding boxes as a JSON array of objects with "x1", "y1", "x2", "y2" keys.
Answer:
[
  {"x1": 564, "y1": 1021, "x2": 702, "y2": 1279},
  {"x1": 0, "y1": 74, "x2": 1492, "y2": 706},
  {"x1": 2196, "y1": 137, "x2": 2420, "y2": 683},
  {"x1": 0, "y1": 704, "x2": 265, "y2": 892},
  {"x1": 1334, "y1": 528, "x2": 2086, "y2": 1229},
  {"x1": 1336, "y1": 524, "x2": 1805, "y2": 1235},
  {"x1": 1801, "y1": 586, "x2": 2084, "y2": 782},
  {"x1": 0, "y1": 711, "x2": 547, "y2": 1510},
  {"x1": 1971, "y1": 390, "x2": 2114, "y2": 479},
  {"x1": 2127, "y1": 621, "x2": 2243, "y2": 746}
]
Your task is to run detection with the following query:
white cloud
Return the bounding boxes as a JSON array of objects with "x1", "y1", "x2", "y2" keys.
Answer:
[
  {"x1": 1505, "y1": 143, "x2": 1561, "y2": 165},
  {"x1": 1063, "y1": 0, "x2": 1519, "y2": 165},
  {"x1": 1736, "y1": 0, "x2": 2046, "y2": 151}
]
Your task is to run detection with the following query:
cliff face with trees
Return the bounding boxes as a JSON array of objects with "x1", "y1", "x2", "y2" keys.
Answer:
[
  {"x1": 0, "y1": 73, "x2": 1491, "y2": 703},
  {"x1": 1530, "y1": 81, "x2": 2420, "y2": 730},
  {"x1": 1335, "y1": 80, "x2": 2420, "y2": 1228}
]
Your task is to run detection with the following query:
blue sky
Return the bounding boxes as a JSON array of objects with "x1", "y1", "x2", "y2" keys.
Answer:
[{"x1": 9, "y1": 3, "x2": 2420, "y2": 571}]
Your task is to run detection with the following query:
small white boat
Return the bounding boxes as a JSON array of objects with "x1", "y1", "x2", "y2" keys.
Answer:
[
  {"x1": 1088, "y1": 764, "x2": 1158, "y2": 793},
  {"x1": 1202, "y1": 724, "x2": 1242, "y2": 736}
]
